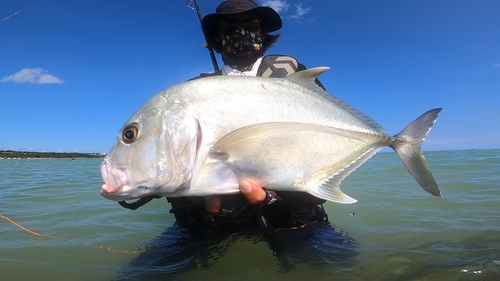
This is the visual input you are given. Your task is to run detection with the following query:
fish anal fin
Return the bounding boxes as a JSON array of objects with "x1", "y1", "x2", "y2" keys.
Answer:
[
  {"x1": 307, "y1": 146, "x2": 386, "y2": 204},
  {"x1": 309, "y1": 180, "x2": 357, "y2": 204}
]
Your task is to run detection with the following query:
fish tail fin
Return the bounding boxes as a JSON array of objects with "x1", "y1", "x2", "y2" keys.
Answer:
[{"x1": 391, "y1": 108, "x2": 443, "y2": 197}]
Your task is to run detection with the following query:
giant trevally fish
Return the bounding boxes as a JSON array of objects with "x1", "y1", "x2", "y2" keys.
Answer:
[{"x1": 100, "y1": 68, "x2": 442, "y2": 203}]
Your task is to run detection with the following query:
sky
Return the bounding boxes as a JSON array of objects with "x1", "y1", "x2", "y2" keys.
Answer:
[{"x1": 1, "y1": 0, "x2": 499, "y2": 153}]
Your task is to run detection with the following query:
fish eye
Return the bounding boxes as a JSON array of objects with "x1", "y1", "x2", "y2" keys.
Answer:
[{"x1": 122, "y1": 124, "x2": 139, "y2": 144}]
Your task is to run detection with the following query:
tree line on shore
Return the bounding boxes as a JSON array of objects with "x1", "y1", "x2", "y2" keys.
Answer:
[{"x1": 0, "y1": 150, "x2": 105, "y2": 159}]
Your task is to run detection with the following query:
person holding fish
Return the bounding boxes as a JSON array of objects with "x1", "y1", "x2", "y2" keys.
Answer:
[
  {"x1": 118, "y1": 0, "x2": 329, "y2": 232},
  {"x1": 105, "y1": 0, "x2": 441, "y2": 273},
  {"x1": 170, "y1": 0, "x2": 329, "y2": 232}
]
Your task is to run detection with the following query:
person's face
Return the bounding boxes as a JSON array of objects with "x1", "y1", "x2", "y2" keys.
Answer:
[
  {"x1": 218, "y1": 13, "x2": 263, "y2": 35},
  {"x1": 214, "y1": 12, "x2": 267, "y2": 62}
]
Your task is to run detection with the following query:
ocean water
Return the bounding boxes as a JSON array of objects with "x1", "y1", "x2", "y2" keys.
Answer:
[{"x1": 1, "y1": 149, "x2": 499, "y2": 281}]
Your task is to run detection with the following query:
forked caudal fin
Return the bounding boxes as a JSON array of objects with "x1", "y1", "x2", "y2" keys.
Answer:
[{"x1": 391, "y1": 108, "x2": 443, "y2": 197}]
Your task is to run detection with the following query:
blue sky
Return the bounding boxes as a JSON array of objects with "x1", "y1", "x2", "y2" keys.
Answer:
[{"x1": 1, "y1": 0, "x2": 499, "y2": 153}]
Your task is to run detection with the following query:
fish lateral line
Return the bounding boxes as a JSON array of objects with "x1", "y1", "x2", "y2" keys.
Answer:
[{"x1": 211, "y1": 121, "x2": 363, "y2": 161}]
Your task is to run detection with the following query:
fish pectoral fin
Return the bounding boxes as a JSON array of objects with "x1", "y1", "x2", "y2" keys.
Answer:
[{"x1": 210, "y1": 122, "x2": 361, "y2": 161}]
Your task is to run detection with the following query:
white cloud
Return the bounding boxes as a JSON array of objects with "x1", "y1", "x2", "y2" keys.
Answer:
[
  {"x1": 289, "y1": 3, "x2": 311, "y2": 19},
  {"x1": 260, "y1": 0, "x2": 290, "y2": 13},
  {"x1": 260, "y1": 1, "x2": 312, "y2": 21},
  {"x1": 1, "y1": 68, "x2": 63, "y2": 84}
]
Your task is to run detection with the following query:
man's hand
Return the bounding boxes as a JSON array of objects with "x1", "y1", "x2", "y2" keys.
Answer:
[
  {"x1": 205, "y1": 179, "x2": 266, "y2": 214},
  {"x1": 239, "y1": 179, "x2": 266, "y2": 205}
]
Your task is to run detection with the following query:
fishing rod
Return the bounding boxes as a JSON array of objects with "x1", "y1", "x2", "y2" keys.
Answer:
[
  {"x1": 1, "y1": 0, "x2": 47, "y2": 23},
  {"x1": 186, "y1": 0, "x2": 220, "y2": 73}
]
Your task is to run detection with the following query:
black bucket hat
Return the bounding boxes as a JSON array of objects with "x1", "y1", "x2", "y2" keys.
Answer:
[{"x1": 201, "y1": 0, "x2": 282, "y2": 46}]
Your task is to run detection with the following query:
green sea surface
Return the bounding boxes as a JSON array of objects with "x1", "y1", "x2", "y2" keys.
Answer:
[{"x1": 1, "y1": 149, "x2": 499, "y2": 280}]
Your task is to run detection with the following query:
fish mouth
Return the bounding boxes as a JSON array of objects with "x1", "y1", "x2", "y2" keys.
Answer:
[
  {"x1": 100, "y1": 187, "x2": 138, "y2": 201},
  {"x1": 100, "y1": 160, "x2": 155, "y2": 201},
  {"x1": 100, "y1": 160, "x2": 129, "y2": 193},
  {"x1": 100, "y1": 184, "x2": 156, "y2": 201},
  {"x1": 100, "y1": 160, "x2": 141, "y2": 201}
]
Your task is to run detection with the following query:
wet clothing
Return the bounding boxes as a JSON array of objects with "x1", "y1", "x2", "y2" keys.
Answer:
[{"x1": 167, "y1": 191, "x2": 328, "y2": 231}]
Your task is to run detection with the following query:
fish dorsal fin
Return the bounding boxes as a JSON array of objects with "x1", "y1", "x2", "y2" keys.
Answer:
[
  {"x1": 210, "y1": 122, "x2": 362, "y2": 161},
  {"x1": 284, "y1": 68, "x2": 386, "y2": 132},
  {"x1": 284, "y1": 67, "x2": 330, "y2": 85},
  {"x1": 308, "y1": 146, "x2": 383, "y2": 204}
]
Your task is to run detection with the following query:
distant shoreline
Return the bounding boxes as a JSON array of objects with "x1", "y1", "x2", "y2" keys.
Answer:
[{"x1": 0, "y1": 150, "x2": 105, "y2": 159}]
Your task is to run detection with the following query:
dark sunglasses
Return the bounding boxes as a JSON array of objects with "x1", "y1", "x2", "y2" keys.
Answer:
[{"x1": 219, "y1": 19, "x2": 262, "y2": 32}]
